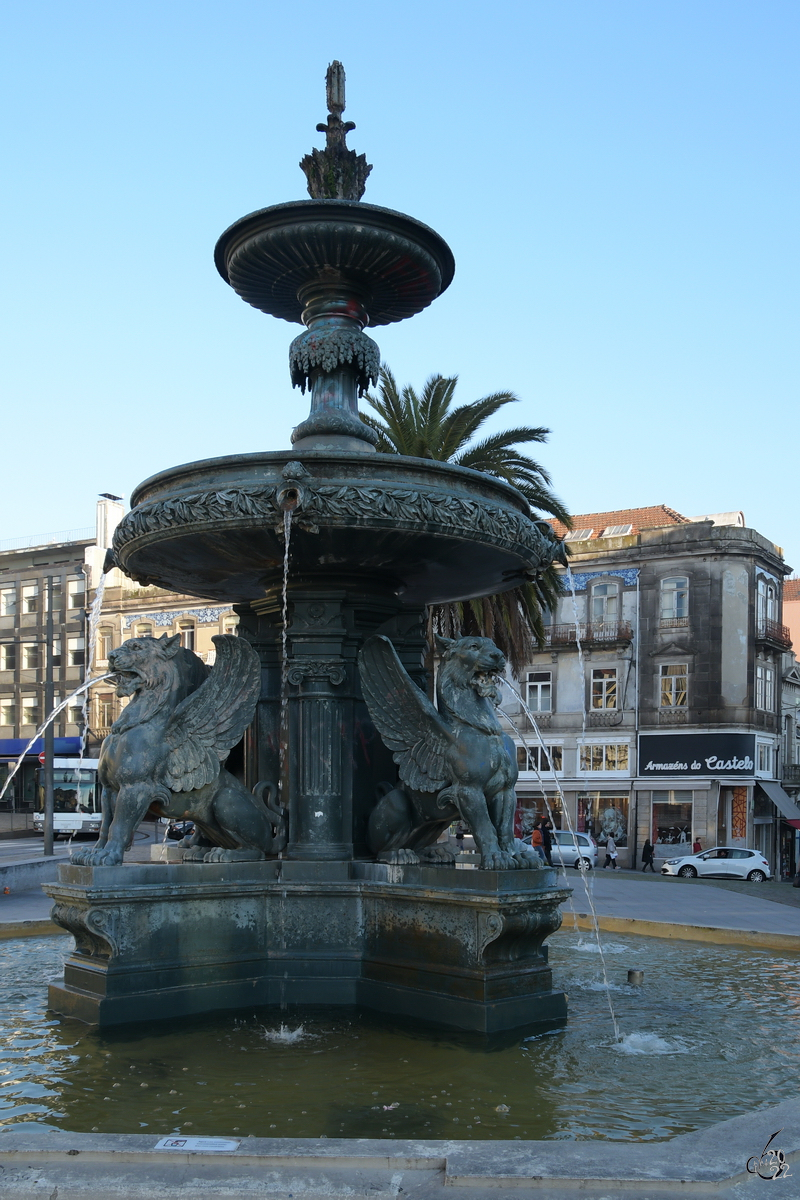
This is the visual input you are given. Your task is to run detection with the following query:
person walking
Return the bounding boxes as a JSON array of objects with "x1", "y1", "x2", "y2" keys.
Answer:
[
  {"x1": 692, "y1": 838, "x2": 702, "y2": 854},
  {"x1": 604, "y1": 834, "x2": 617, "y2": 869},
  {"x1": 641, "y1": 839, "x2": 656, "y2": 872},
  {"x1": 541, "y1": 818, "x2": 553, "y2": 866},
  {"x1": 531, "y1": 820, "x2": 546, "y2": 863}
]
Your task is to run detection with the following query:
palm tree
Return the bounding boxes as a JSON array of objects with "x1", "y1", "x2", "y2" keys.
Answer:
[{"x1": 362, "y1": 367, "x2": 571, "y2": 676}]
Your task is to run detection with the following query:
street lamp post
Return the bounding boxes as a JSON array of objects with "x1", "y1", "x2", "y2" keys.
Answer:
[{"x1": 43, "y1": 576, "x2": 55, "y2": 857}]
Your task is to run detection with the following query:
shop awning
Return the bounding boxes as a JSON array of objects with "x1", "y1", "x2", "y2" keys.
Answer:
[{"x1": 757, "y1": 780, "x2": 800, "y2": 829}]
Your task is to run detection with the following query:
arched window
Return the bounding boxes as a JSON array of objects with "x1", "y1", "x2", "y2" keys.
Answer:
[
  {"x1": 660, "y1": 577, "x2": 689, "y2": 626},
  {"x1": 135, "y1": 623, "x2": 153, "y2": 639},
  {"x1": 178, "y1": 622, "x2": 195, "y2": 651},
  {"x1": 756, "y1": 578, "x2": 777, "y2": 634}
]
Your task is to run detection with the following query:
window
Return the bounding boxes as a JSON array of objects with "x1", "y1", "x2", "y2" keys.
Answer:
[
  {"x1": 577, "y1": 793, "x2": 629, "y2": 846},
  {"x1": 44, "y1": 578, "x2": 63, "y2": 612},
  {"x1": 135, "y1": 624, "x2": 153, "y2": 639},
  {"x1": 516, "y1": 744, "x2": 563, "y2": 772},
  {"x1": 67, "y1": 637, "x2": 85, "y2": 668},
  {"x1": 565, "y1": 528, "x2": 594, "y2": 541},
  {"x1": 98, "y1": 629, "x2": 113, "y2": 661},
  {"x1": 525, "y1": 670, "x2": 552, "y2": 713},
  {"x1": 22, "y1": 583, "x2": 38, "y2": 614},
  {"x1": 68, "y1": 702, "x2": 84, "y2": 724},
  {"x1": 757, "y1": 743, "x2": 774, "y2": 774},
  {"x1": 0, "y1": 588, "x2": 16, "y2": 617},
  {"x1": 590, "y1": 582, "x2": 618, "y2": 628},
  {"x1": 223, "y1": 621, "x2": 239, "y2": 637},
  {"x1": 756, "y1": 578, "x2": 777, "y2": 628},
  {"x1": 755, "y1": 663, "x2": 775, "y2": 711},
  {"x1": 21, "y1": 696, "x2": 40, "y2": 727},
  {"x1": 22, "y1": 642, "x2": 39, "y2": 670},
  {"x1": 178, "y1": 623, "x2": 195, "y2": 651},
  {"x1": 97, "y1": 692, "x2": 114, "y2": 726},
  {"x1": 591, "y1": 667, "x2": 617, "y2": 709},
  {"x1": 651, "y1": 790, "x2": 693, "y2": 852},
  {"x1": 660, "y1": 663, "x2": 688, "y2": 707},
  {"x1": 67, "y1": 576, "x2": 85, "y2": 609},
  {"x1": 0, "y1": 644, "x2": 16, "y2": 671},
  {"x1": 579, "y1": 743, "x2": 629, "y2": 771},
  {"x1": 51, "y1": 638, "x2": 62, "y2": 668},
  {"x1": 660, "y1": 577, "x2": 689, "y2": 626},
  {"x1": 0, "y1": 699, "x2": 15, "y2": 726}
]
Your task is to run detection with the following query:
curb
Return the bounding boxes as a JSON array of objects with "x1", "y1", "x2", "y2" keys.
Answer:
[
  {"x1": 0, "y1": 919, "x2": 65, "y2": 939},
  {"x1": 558, "y1": 911, "x2": 800, "y2": 952}
]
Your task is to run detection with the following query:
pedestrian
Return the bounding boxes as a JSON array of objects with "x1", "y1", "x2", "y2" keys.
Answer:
[
  {"x1": 455, "y1": 823, "x2": 465, "y2": 852},
  {"x1": 604, "y1": 834, "x2": 617, "y2": 869},
  {"x1": 541, "y1": 818, "x2": 553, "y2": 866},
  {"x1": 641, "y1": 839, "x2": 656, "y2": 872},
  {"x1": 531, "y1": 820, "x2": 546, "y2": 862},
  {"x1": 692, "y1": 838, "x2": 702, "y2": 854}
]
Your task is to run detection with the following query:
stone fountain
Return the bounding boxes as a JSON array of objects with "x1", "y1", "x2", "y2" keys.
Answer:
[{"x1": 46, "y1": 64, "x2": 570, "y2": 1034}]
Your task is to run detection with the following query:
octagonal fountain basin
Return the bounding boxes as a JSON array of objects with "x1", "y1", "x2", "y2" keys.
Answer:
[
  {"x1": 3, "y1": 931, "x2": 798, "y2": 1142},
  {"x1": 110, "y1": 450, "x2": 560, "y2": 605}
]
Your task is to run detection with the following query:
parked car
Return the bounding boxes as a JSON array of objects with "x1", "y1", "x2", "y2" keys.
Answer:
[
  {"x1": 523, "y1": 829, "x2": 598, "y2": 870},
  {"x1": 660, "y1": 846, "x2": 771, "y2": 882}
]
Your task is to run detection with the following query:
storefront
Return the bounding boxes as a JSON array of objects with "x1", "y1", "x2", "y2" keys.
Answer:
[
  {"x1": 0, "y1": 736, "x2": 82, "y2": 812},
  {"x1": 636, "y1": 732, "x2": 758, "y2": 865}
]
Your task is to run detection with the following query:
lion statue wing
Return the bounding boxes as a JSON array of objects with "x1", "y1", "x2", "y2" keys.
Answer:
[
  {"x1": 162, "y1": 635, "x2": 261, "y2": 793},
  {"x1": 358, "y1": 635, "x2": 455, "y2": 793}
]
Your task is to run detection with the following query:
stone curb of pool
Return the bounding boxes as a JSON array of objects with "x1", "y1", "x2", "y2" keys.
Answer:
[
  {"x1": 560, "y1": 913, "x2": 800, "y2": 953},
  {"x1": 0, "y1": 1096, "x2": 798, "y2": 1196}
]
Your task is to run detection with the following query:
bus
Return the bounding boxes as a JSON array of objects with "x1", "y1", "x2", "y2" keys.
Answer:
[{"x1": 33, "y1": 758, "x2": 102, "y2": 838}]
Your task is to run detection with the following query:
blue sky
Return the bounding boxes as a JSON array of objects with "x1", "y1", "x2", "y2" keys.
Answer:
[{"x1": 1, "y1": 2, "x2": 797, "y2": 568}]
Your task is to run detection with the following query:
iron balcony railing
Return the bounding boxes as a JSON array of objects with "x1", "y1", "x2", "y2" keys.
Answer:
[
  {"x1": 545, "y1": 621, "x2": 634, "y2": 646},
  {"x1": 756, "y1": 619, "x2": 792, "y2": 649}
]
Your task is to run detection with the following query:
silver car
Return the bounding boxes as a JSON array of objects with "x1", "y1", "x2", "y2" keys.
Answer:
[
  {"x1": 525, "y1": 830, "x2": 598, "y2": 870},
  {"x1": 660, "y1": 846, "x2": 771, "y2": 882}
]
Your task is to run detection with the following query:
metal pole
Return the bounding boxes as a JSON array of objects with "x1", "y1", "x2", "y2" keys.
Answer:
[{"x1": 43, "y1": 576, "x2": 55, "y2": 856}]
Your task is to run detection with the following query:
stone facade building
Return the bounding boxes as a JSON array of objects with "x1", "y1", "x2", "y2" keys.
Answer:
[{"x1": 502, "y1": 505, "x2": 800, "y2": 878}]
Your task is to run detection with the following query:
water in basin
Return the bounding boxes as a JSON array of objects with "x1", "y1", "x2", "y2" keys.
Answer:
[{"x1": 1, "y1": 932, "x2": 797, "y2": 1142}]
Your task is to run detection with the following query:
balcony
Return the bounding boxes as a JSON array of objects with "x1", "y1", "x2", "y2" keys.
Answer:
[
  {"x1": 589, "y1": 709, "x2": 623, "y2": 728},
  {"x1": 659, "y1": 707, "x2": 689, "y2": 725},
  {"x1": 545, "y1": 621, "x2": 633, "y2": 647},
  {"x1": 781, "y1": 763, "x2": 800, "y2": 785},
  {"x1": 659, "y1": 616, "x2": 689, "y2": 631},
  {"x1": 756, "y1": 619, "x2": 792, "y2": 650}
]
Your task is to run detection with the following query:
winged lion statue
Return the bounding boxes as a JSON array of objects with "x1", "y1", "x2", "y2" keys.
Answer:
[
  {"x1": 358, "y1": 633, "x2": 541, "y2": 871},
  {"x1": 72, "y1": 633, "x2": 283, "y2": 866}
]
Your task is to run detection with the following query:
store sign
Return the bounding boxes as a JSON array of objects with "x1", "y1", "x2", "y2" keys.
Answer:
[{"x1": 639, "y1": 733, "x2": 756, "y2": 777}]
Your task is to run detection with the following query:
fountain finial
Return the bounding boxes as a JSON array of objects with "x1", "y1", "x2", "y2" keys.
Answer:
[{"x1": 300, "y1": 61, "x2": 373, "y2": 201}]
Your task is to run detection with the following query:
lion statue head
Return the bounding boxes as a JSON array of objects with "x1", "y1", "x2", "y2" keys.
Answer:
[
  {"x1": 108, "y1": 634, "x2": 209, "y2": 705},
  {"x1": 434, "y1": 634, "x2": 506, "y2": 703}
]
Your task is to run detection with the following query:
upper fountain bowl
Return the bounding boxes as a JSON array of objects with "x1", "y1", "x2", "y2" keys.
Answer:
[{"x1": 214, "y1": 200, "x2": 455, "y2": 326}]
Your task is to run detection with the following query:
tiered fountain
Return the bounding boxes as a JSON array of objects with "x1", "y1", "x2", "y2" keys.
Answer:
[{"x1": 46, "y1": 64, "x2": 570, "y2": 1034}]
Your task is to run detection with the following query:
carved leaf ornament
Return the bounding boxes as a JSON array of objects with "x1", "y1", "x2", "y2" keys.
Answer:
[{"x1": 113, "y1": 479, "x2": 551, "y2": 568}]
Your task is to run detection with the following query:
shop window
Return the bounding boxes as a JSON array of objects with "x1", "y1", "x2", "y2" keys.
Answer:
[
  {"x1": 651, "y1": 790, "x2": 693, "y2": 853},
  {"x1": 21, "y1": 696, "x2": 40, "y2": 727},
  {"x1": 0, "y1": 699, "x2": 15, "y2": 726},
  {"x1": 660, "y1": 663, "x2": 688, "y2": 707},
  {"x1": 516, "y1": 744, "x2": 563, "y2": 772},
  {"x1": 0, "y1": 644, "x2": 16, "y2": 671},
  {"x1": 591, "y1": 668, "x2": 617, "y2": 709},
  {"x1": 67, "y1": 637, "x2": 85, "y2": 668},
  {"x1": 178, "y1": 623, "x2": 195, "y2": 651},
  {"x1": 590, "y1": 582, "x2": 618, "y2": 629},
  {"x1": 660, "y1": 577, "x2": 689, "y2": 626},
  {"x1": 0, "y1": 588, "x2": 16, "y2": 617},
  {"x1": 579, "y1": 742, "x2": 629, "y2": 771},
  {"x1": 577, "y1": 792, "x2": 628, "y2": 846},
  {"x1": 22, "y1": 583, "x2": 38, "y2": 614},
  {"x1": 525, "y1": 671, "x2": 552, "y2": 712},
  {"x1": 731, "y1": 785, "x2": 747, "y2": 840},
  {"x1": 67, "y1": 576, "x2": 85, "y2": 609},
  {"x1": 755, "y1": 663, "x2": 775, "y2": 711}
]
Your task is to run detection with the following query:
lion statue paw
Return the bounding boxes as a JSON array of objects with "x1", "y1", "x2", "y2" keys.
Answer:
[
  {"x1": 418, "y1": 844, "x2": 457, "y2": 866},
  {"x1": 377, "y1": 849, "x2": 420, "y2": 865},
  {"x1": 512, "y1": 839, "x2": 544, "y2": 869}
]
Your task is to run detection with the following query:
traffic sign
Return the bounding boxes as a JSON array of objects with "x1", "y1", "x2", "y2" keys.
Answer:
[{"x1": 38, "y1": 752, "x2": 46, "y2": 764}]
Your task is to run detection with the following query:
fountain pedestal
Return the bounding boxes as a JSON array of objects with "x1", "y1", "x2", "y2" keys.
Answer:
[{"x1": 45, "y1": 861, "x2": 569, "y2": 1034}]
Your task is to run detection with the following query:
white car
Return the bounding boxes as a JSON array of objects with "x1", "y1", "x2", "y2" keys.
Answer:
[
  {"x1": 660, "y1": 846, "x2": 771, "y2": 882},
  {"x1": 524, "y1": 830, "x2": 598, "y2": 870}
]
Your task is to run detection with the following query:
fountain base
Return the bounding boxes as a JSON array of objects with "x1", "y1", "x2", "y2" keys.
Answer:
[{"x1": 44, "y1": 861, "x2": 569, "y2": 1034}]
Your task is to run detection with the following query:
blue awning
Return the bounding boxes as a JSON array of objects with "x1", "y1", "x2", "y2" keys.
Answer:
[{"x1": 0, "y1": 737, "x2": 82, "y2": 760}]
